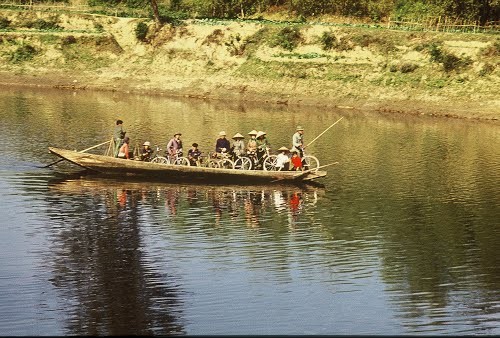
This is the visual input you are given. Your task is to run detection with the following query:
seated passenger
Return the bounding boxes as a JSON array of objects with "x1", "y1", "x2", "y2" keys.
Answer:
[
  {"x1": 246, "y1": 130, "x2": 258, "y2": 156},
  {"x1": 276, "y1": 146, "x2": 290, "y2": 171},
  {"x1": 290, "y1": 150, "x2": 303, "y2": 171},
  {"x1": 117, "y1": 136, "x2": 131, "y2": 159},
  {"x1": 231, "y1": 133, "x2": 245, "y2": 160},
  {"x1": 188, "y1": 143, "x2": 202, "y2": 166},
  {"x1": 140, "y1": 141, "x2": 154, "y2": 161},
  {"x1": 215, "y1": 131, "x2": 231, "y2": 156},
  {"x1": 255, "y1": 131, "x2": 270, "y2": 164}
]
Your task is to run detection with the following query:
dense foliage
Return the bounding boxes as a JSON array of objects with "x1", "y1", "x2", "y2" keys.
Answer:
[{"x1": 10, "y1": 1, "x2": 499, "y2": 25}]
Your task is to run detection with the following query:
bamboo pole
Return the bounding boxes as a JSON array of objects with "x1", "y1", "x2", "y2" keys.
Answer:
[
  {"x1": 293, "y1": 161, "x2": 339, "y2": 177},
  {"x1": 304, "y1": 116, "x2": 344, "y2": 149}
]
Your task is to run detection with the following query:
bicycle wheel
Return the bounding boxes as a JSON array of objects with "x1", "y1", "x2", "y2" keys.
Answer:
[
  {"x1": 234, "y1": 157, "x2": 252, "y2": 170},
  {"x1": 219, "y1": 158, "x2": 235, "y2": 169},
  {"x1": 151, "y1": 156, "x2": 168, "y2": 164},
  {"x1": 205, "y1": 159, "x2": 219, "y2": 168},
  {"x1": 302, "y1": 155, "x2": 320, "y2": 171},
  {"x1": 174, "y1": 157, "x2": 191, "y2": 166},
  {"x1": 263, "y1": 155, "x2": 278, "y2": 171}
]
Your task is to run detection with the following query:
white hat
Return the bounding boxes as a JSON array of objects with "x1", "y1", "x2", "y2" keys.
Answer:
[
  {"x1": 232, "y1": 133, "x2": 244, "y2": 139},
  {"x1": 256, "y1": 131, "x2": 266, "y2": 138},
  {"x1": 219, "y1": 131, "x2": 226, "y2": 136},
  {"x1": 248, "y1": 129, "x2": 258, "y2": 135},
  {"x1": 278, "y1": 146, "x2": 289, "y2": 151},
  {"x1": 143, "y1": 141, "x2": 151, "y2": 146}
]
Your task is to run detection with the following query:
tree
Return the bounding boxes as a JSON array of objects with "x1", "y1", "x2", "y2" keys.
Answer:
[{"x1": 150, "y1": 0, "x2": 161, "y2": 24}]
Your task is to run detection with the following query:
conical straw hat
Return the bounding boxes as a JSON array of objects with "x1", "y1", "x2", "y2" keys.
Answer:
[{"x1": 232, "y1": 133, "x2": 244, "y2": 139}]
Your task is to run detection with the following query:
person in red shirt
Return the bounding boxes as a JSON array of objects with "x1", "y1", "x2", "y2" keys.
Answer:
[{"x1": 290, "y1": 151, "x2": 303, "y2": 171}]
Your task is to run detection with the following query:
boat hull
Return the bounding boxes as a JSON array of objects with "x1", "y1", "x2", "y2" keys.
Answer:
[{"x1": 48, "y1": 147, "x2": 327, "y2": 184}]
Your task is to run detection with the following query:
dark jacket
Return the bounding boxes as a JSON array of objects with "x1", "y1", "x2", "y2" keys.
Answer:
[{"x1": 215, "y1": 138, "x2": 231, "y2": 153}]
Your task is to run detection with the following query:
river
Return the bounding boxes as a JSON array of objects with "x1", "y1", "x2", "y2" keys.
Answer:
[{"x1": 0, "y1": 86, "x2": 499, "y2": 335}]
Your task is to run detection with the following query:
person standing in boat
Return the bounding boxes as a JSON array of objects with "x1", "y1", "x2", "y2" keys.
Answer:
[
  {"x1": 117, "y1": 136, "x2": 131, "y2": 159},
  {"x1": 291, "y1": 125, "x2": 304, "y2": 158},
  {"x1": 215, "y1": 131, "x2": 231, "y2": 155},
  {"x1": 231, "y1": 133, "x2": 245, "y2": 160},
  {"x1": 113, "y1": 119, "x2": 126, "y2": 157},
  {"x1": 166, "y1": 132, "x2": 183, "y2": 158}
]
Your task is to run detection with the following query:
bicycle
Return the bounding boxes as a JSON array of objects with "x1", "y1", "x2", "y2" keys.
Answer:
[
  {"x1": 300, "y1": 148, "x2": 320, "y2": 171},
  {"x1": 252, "y1": 147, "x2": 277, "y2": 171},
  {"x1": 150, "y1": 145, "x2": 169, "y2": 164},
  {"x1": 234, "y1": 153, "x2": 253, "y2": 170},
  {"x1": 206, "y1": 150, "x2": 235, "y2": 169},
  {"x1": 150, "y1": 146, "x2": 190, "y2": 166},
  {"x1": 166, "y1": 149, "x2": 191, "y2": 166}
]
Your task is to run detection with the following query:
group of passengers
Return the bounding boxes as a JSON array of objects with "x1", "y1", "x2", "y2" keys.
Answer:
[{"x1": 113, "y1": 119, "x2": 306, "y2": 171}]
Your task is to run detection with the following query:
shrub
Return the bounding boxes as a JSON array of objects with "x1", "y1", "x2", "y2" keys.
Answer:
[
  {"x1": 480, "y1": 41, "x2": 500, "y2": 58},
  {"x1": 478, "y1": 63, "x2": 495, "y2": 76},
  {"x1": 0, "y1": 17, "x2": 11, "y2": 30},
  {"x1": 320, "y1": 31, "x2": 336, "y2": 51},
  {"x1": 10, "y1": 44, "x2": 37, "y2": 63},
  {"x1": 428, "y1": 43, "x2": 472, "y2": 72},
  {"x1": 270, "y1": 26, "x2": 302, "y2": 51},
  {"x1": 94, "y1": 22, "x2": 104, "y2": 33},
  {"x1": 24, "y1": 19, "x2": 62, "y2": 31},
  {"x1": 158, "y1": 10, "x2": 188, "y2": 26},
  {"x1": 135, "y1": 22, "x2": 148, "y2": 41},
  {"x1": 62, "y1": 35, "x2": 77, "y2": 45},
  {"x1": 203, "y1": 29, "x2": 224, "y2": 45},
  {"x1": 399, "y1": 63, "x2": 418, "y2": 73},
  {"x1": 350, "y1": 33, "x2": 395, "y2": 52}
]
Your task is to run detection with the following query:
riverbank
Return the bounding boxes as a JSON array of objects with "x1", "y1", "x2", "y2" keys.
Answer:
[{"x1": 0, "y1": 10, "x2": 499, "y2": 121}]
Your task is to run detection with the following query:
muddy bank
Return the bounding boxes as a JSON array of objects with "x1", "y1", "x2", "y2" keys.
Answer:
[{"x1": 1, "y1": 71, "x2": 497, "y2": 122}]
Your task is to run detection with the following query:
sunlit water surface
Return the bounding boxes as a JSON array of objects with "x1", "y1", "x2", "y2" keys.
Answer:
[{"x1": 0, "y1": 87, "x2": 499, "y2": 335}]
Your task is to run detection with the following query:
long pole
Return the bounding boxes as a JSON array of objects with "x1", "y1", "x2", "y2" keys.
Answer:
[
  {"x1": 293, "y1": 161, "x2": 339, "y2": 177},
  {"x1": 42, "y1": 139, "x2": 111, "y2": 168},
  {"x1": 270, "y1": 162, "x2": 339, "y2": 183},
  {"x1": 304, "y1": 116, "x2": 344, "y2": 149}
]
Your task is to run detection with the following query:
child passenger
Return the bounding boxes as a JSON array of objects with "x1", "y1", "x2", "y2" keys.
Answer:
[
  {"x1": 188, "y1": 143, "x2": 202, "y2": 166},
  {"x1": 290, "y1": 150, "x2": 303, "y2": 171}
]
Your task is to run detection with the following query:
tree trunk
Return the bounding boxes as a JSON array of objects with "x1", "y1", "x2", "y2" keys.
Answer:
[{"x1": 150, "y1": 0, "x2": 161, "y2": 24}]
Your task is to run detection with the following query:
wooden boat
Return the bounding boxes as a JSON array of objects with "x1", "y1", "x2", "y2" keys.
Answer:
[{"x1": 48, "y1": 147, "x2": 327, "y2": 184}]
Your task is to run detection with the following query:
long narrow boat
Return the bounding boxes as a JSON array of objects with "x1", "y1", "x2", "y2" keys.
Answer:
[{"x1": 48, "y1": 147, "x2": 327, "y2": 184}]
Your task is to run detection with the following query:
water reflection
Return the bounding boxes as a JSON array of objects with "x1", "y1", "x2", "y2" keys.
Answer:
[
  {"x1": 48, "y1": 177, "x2": 323, "y2": 230},
  {"x1": 44, "y1": 178, "x2": 188, "y2": 335}
]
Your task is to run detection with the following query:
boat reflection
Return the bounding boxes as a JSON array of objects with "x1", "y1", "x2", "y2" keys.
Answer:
[{"x1": 48, "y1": 177, "x2": 324, "y2": 230}]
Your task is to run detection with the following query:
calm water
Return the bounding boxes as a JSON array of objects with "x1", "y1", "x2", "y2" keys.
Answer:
[{"x1": 0, "y1": 87, "x2": 499, "y2": 335}]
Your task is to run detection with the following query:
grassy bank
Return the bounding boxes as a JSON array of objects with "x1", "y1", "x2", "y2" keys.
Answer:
[{"x1": 0, "y1": 9, "x2": 499, "y2": 121}]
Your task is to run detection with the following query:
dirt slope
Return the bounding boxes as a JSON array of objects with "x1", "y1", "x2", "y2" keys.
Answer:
[{"x1": 0, "y1": 10, "x2": 498, "y2": 121}]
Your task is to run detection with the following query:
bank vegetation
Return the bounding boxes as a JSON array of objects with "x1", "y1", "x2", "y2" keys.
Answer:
[{"x1": 0, "y1": 2, "x2": 499, "y2": 120}]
